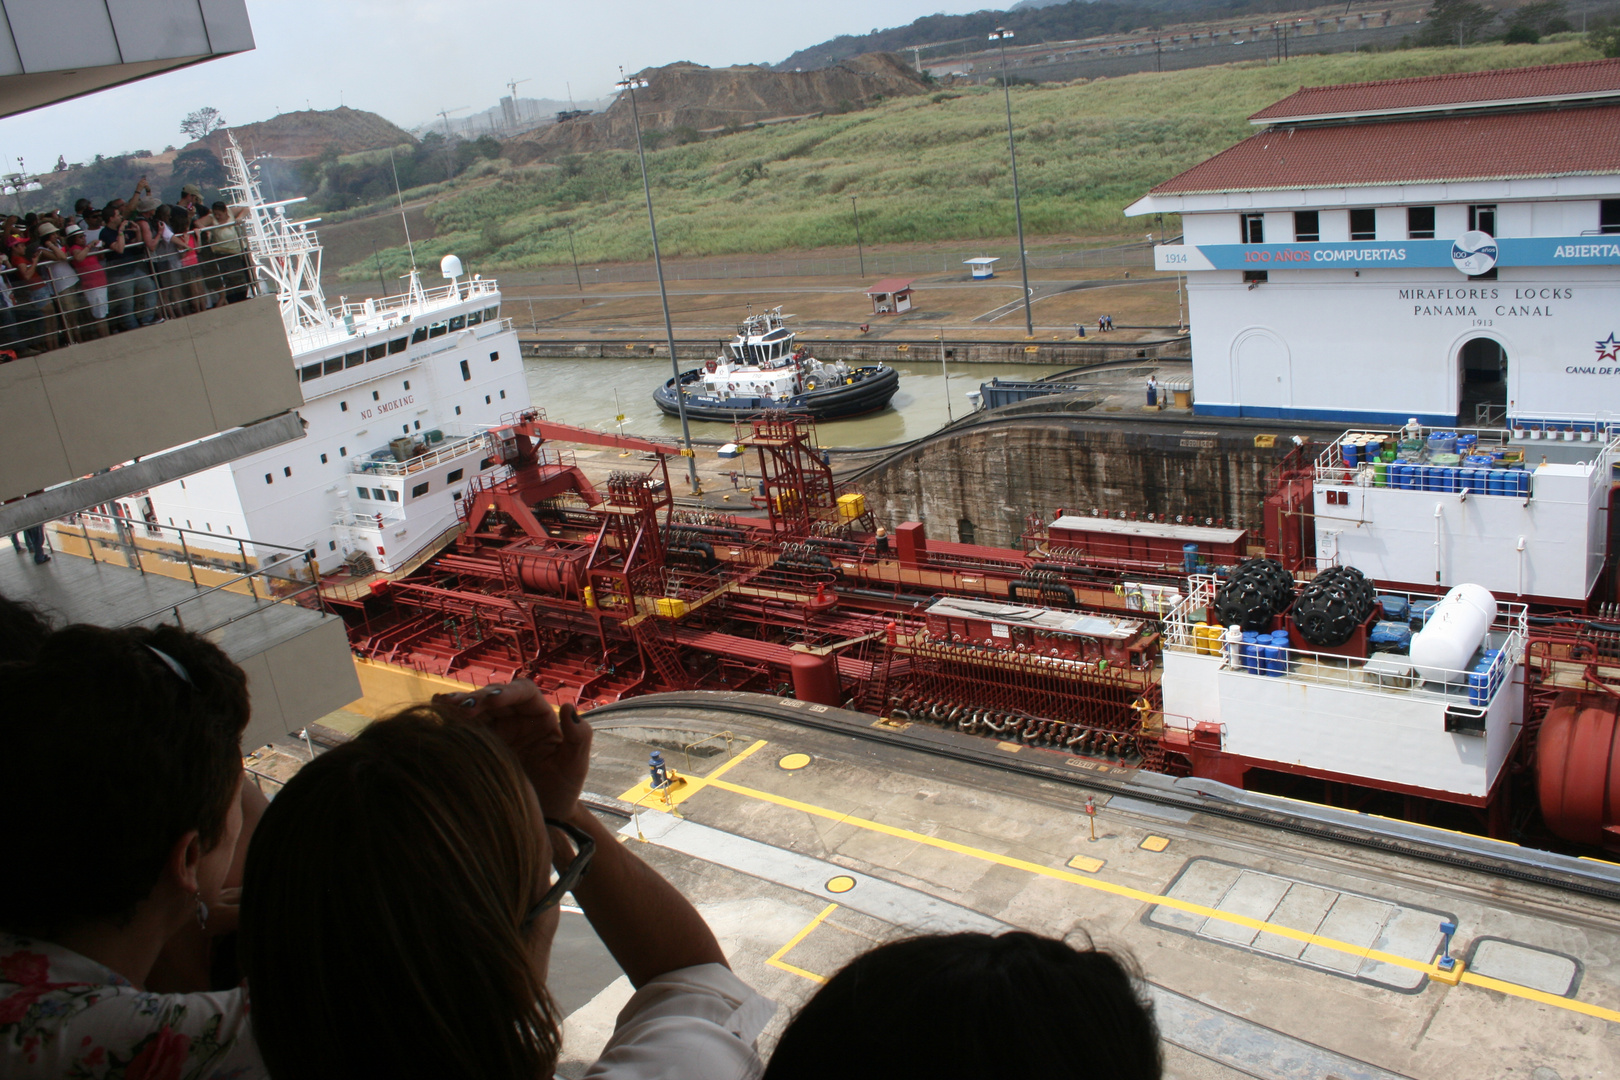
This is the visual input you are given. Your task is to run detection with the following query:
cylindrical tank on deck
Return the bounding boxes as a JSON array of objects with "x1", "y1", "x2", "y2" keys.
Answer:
[
  {"x1": 1409, "y1": 584, "x2": 1497, "y2": 684},
  {"x1": 1537, "y1": 690, "x2": 1620, "y2": 851},
  {"x1": 518, "y1": 553, "x2": 579, "y2": 595},
  {"x1": 791, "y1": 652, "x2": 842, "y2": 708}
]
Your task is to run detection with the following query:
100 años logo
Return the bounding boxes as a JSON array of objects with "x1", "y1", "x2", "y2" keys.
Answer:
[
  {"x1": 1451, "y1": 231, "x2": 1498, "y2": 275},
  {"x1": 1567, "y1": 333, "x2": 1620, "y2": 374}
]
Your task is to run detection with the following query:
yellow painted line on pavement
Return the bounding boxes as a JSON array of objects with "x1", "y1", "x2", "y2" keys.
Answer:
[
  {"x1": 703, "y1": 775, "x2": 1620, "y2": 1026},
  {"x1": 767, "y1": 902, "x2": 837, "y2": 984},
  {"x1": 618, "y1": 738, "x2": 769, "y2": 808}
]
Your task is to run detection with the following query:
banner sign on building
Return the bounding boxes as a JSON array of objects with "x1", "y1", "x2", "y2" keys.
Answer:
[{"x1": 1155, "y1": 237, "x2": 1620, "y2": 272}]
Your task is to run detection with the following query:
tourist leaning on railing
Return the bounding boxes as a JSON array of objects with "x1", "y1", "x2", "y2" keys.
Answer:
[
  {"x1": 242, "y1": 681, "x2": 776, "y2": 1080},
  {"x1": 0, "y1": 617, "x2": 269, "y2": 1079}
]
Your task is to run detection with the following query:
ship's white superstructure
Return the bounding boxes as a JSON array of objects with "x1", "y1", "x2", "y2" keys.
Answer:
[{"x1": 131, "y1": 137, "x2": 531, "y2": 575}]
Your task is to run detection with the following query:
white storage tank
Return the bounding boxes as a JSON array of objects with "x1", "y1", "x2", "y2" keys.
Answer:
[{"x1": 1409, "y1": 584, "x2": 1497, "y2": 685}]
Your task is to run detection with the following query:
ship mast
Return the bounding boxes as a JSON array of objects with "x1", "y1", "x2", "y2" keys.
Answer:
[{"x1": 220, "y1": 132, "x2": 332, "y2": 338}]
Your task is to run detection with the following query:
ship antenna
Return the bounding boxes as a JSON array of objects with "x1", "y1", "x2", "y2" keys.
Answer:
[{"x1": 388, "y1": 145, "x2": 419, "y2": 275}]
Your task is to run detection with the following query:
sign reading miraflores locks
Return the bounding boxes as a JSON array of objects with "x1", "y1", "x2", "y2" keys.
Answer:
[
  {"x1": 1401, "y1": 286, "x2": 1572, "y2": 318},
  {"x1": 1155, "y1": 236, "x2": 1620, "y2": 272}
]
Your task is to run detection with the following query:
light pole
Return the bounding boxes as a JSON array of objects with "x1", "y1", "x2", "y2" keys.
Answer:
[
  {"x1": 617, "y1": 69, "x2": 700, "y2": 493},
  {"x1": 565, "y1": 224, "x2": 582, "y2": 291},
  {"x1": 989, "y1": 28, "x2": 1034, "y2": 337},
  {"x1": 851, "y1": 195, "x2": 865, "y2": 277}
]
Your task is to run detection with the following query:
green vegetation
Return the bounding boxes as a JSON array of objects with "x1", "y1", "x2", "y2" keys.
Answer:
[
  {"x1": 302, "y1": 132, "x2": 502, "y2": 212},
  {"x1": 336, "y1": 40, "x2": 1599, "y2": 280}
]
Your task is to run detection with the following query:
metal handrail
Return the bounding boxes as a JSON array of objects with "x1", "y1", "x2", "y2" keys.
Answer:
[{"x1": 353, "y1": 430, "x2": 493, "y2": 477}]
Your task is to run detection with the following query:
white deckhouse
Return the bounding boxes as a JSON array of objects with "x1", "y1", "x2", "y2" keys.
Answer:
[{"x1": 1128, "y1": 59, "x2": 1620, "y2": 430}]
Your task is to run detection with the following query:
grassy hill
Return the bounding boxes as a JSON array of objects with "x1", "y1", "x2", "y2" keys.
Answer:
[{"x1": 336, "y1": 40, "x2": 1599, "y2": 280}]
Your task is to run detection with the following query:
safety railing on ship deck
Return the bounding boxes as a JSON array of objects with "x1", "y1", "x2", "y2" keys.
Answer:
[
  {"x1": 351, "y1": 429, "x2": 495, "y2": 477},
  {"x1": 1165, "y1": 574, "x2": 1527, "y2": 705}
]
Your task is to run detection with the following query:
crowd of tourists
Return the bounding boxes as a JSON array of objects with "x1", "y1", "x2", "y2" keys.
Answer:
[
  {"x1": 0, "y1": 178, "x2": 256, "y2": 358},
  {"x1": 0, "y1": 594, "x2": 1164, "y2": 1079}
]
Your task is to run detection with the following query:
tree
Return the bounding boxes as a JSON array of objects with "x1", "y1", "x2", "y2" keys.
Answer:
[
  {"x1": 171, "y1": 146, "x2": 226, "y2": 191},
  {"x1": 1416, "y1": 0, "x2": 1498, "y2": 45},
  {"x1": 180, "y1": 107, "x2": 226, "y2": 141}
]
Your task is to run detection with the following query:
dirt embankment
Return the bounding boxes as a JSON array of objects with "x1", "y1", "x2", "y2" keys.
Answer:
[
  {"x1": 504, "y1": 52, "x2": 929, "y2": 164},
  {"x1": 190, "y1": 106, "x2": 416, "y2": 161}
]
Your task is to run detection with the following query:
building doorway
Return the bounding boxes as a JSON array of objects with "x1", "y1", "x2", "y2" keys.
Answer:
[
  {"x1": 1458, "y1": 337, "x2": 1507, "y2": 425},
  {"x1": 1233, "y1": 330, "x2": 1291, "y2": 412}
]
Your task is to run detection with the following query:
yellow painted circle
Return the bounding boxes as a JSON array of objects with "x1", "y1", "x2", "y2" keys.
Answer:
[
  {"x1": 778, "y1": 753, "x2": 812, "y2": 771},
  {"x1": 826, "y1": 875, "x2": 856, "y2": 894}
]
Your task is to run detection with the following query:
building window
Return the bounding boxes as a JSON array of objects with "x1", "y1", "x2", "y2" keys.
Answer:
[
  {"x1": 402, "y1": 425, "x2": 410, "y2": 434},
  {"x1": 485, "y1": 395, "x2": 492, "y2": 404},
  {"x1": 339, "y1": 446, "x2": 347, "y2": 457},
  {"x1": 412, "y1": 482, "x2": 430, "y2": 497},
  {"x1": 345, "y1": 350, "x2": 364, "y2": 369},
  {"x1": 449, "y1": 315, "x2": 466, "y2": 332},
  {"x1": 1243, "y1": 270, "x2": 1268, "y2": 284},
  {"x1": 320, "y1": 453, "x2": 328, "y2": 464},
  {"x1": 283, "y1": 466, "x2": 292, "y2": 477},
  {"x1": 958, "y1": 518, "x2": 976, "y2": 544},
  {"x1": 447, "y1": 468, "x2": 464, "y2": 482},
  {"x1": 489, "y1": 351, "x2": 499, "y2": 362},
  {"x1": 226, "y1": 526, "x2": 232, "y2": 535},
  {"x1": 300, "y1": 362, "x2": 322, "y2": 382},
  {"x1": 329, "y1": 540, "x2": 337, "y2": 551},
  {"x1": 1469, "y1": 204, "x2": 1496, "y2": 234},
  {"x1": 386, "y1": 489, "x2": 399, "y2": 502},
  {"x1": 429, "y1": 322, "x2": 447, "y2": 339},
  {"x1": 1601, "y1": 200, "x2": 1620, "y2": 234},
  {"x1": 356, "y1": 488, "x2": 370, "y2": 500},
  {"x1": 340, "y1": 401, "x2": 348, "y2": 412},
  {"x1": 1469, "y1": 267, "x2": 1498, "y2": 281},
  {"x1": 479, "y1": 457, "x2": 494, "y2": 470},
  {"x1": 403, "y1": 380, "x2": 410, "y2": 391},
  {"x1": 1293, "y1": 211, "x2": 1318, "y2": 242},
  {"x1": 468, "y1": 309, "x2": 483, "y2": 325},
  {"x1": 388, "y1": 337, "x2": 408, "y2": 354},
  {"x1": 484, "y1": 306, "x2": 499, "y2": 322},
  {"x1": 372, "y1": 488, "x2": 385, "y2": 500},
  {"x1": 179, "y1": 480, "x2": 186, "y2": 489},
  {"x1": 499, "y1": 390, "x2": 506, "y2": 399},
  {"x1": 460, "y1": 359, "x2": 471, "y2": 381},
  {"x1": 205, "y1": 523, "x2": 212, "y2": 532},
  {"x1": 1407, "y1": 206, "x2": 1435, "y2": 239},
  {"x1": 168, "y1": 517, "x2": 174, "y2": 525},
  {"x1": 373, "y1": 390, "x2": 380, "y2": 400},
  {"x1": 455, "y1": 405, "x2": 462, "y2": 416},
  {"x1": 1349, "y1": 208, "x2": 1376, "y2": 240},
  {"x1": 323, "y1": 357, "x2": 343, "y2": 376},
  {"x1": 413, "y1": 421, "x2": 421, "y2": 430},
  {"x1": 1240, "y1": 213, "x2": 1264, "y2": 244},
  {"x1": 264, "y1": 474, "x2": 273, "y2": 484},
  {"x1": 411, "y1": 327, "x2": 427, "y2": 344},
  {"x1": 366, "y1": 343, "x2": 387, "y2": 361}
]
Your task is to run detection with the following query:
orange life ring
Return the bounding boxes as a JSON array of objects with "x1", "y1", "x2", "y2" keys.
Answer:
[{"x1": 705, "y1": 359, "x2": 717, "y2": 373}]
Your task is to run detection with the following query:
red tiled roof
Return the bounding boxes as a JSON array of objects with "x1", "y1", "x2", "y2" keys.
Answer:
[
  {"x1": 1150, "y1": 103, "x2": 1620, "y2": 194},
  {"x1": 867, "y1": 278, "x2": 915, "y2": 294},
  {"x1": 1250, "y1": 58, "x2": 1620, "y2": 122}
]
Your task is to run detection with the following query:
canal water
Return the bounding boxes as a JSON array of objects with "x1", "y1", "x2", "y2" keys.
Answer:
[{"x1": 523, "y1": 355, "x2": 1070, "y2": 448}]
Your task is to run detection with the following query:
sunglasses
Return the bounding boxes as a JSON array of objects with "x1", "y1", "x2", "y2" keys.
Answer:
[{"x1": 522, "y1": 818, "x2": 594, "y2": 930}]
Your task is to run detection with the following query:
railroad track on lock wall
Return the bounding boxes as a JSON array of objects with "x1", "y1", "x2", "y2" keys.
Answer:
[{"x1": 587, "y1": 691, "x2": 1620, "y2": 904}]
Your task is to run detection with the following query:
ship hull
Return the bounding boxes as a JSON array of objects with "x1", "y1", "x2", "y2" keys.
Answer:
[{"x1": 653, "y1": 365, "x2": 899, "y2": 422}]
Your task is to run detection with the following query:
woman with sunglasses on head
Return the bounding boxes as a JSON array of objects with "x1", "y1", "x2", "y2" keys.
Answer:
[
  {"x1": 240, "y1": 682, "x2": 773, "y2": 1080},
  {"x1": 0, "y1": 621, "x2": 265, "y2": 1078}
]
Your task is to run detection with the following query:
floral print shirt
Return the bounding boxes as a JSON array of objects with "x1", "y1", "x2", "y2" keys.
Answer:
[{"x1": 0, "y1": 933, "x2": 263, "y2": 1080}]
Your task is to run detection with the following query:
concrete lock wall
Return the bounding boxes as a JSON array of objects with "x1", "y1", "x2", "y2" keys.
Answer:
[
  {"x1": 0, "y1": 297, "x2": 302, "y2": 503},
  {"x1": 522, "y1": 338, "x2": 1189, "y2": 366},
  {"x1": 852, "y1": 421, "x2": 1282, "y2": 549}
]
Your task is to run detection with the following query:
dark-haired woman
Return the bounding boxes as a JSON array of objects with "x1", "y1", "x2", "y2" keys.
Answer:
[
  {"x1": 242, "y1": 681, "x2": 774, "y2": 1080},
  {"x1": 763, "y1": 932, "x2": 1162, "y2": 1080},
  {"x1": 0, "y1": 623, "x2": 265, "y2": 1078}
]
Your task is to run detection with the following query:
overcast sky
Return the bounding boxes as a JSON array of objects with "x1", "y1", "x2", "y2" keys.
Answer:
[{"x1": 1, "y1": 0, "x2": 988, "y2": 171}]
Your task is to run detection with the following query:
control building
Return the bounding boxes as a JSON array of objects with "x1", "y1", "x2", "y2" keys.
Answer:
[{"x1": 1128, "y1": 59, "x2": 1620, "y2": 429}]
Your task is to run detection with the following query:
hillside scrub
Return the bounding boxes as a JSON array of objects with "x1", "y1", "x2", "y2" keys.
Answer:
[{"x1": 337, "y1": 40, "x2": 1598, "y2": 279}]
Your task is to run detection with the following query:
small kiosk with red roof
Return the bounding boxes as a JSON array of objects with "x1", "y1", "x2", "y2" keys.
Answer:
[{"x1": 865, "y1": 278, "x2": 915, "y2": 316}]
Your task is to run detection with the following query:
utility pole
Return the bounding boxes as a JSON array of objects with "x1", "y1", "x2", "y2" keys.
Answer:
[
  {"x1": 566, "y1": 225, "x2": 583, "y2": 291},
  {"x1": 618, "y1": 68, "x2": 700, "y2": 493},
  {"x1": 851, "y1": 195, "x2": 865, "y2": 277},
  {"x1": 989, "y1": 28, "x2": 1035, "y2": 337}
]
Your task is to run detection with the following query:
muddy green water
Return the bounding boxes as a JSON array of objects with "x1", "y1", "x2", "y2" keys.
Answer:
[{"x1": 522, "y1": 355, "x2": 1069, "y2": 449}]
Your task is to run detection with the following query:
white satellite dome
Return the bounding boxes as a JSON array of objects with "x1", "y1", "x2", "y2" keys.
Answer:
[{"x1": 439, "y1": 254, "x2": 464, "y2": 279}]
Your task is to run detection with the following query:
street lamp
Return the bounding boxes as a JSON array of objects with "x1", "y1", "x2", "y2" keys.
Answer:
[
  {"x1": 851, "y1": 195, "x2": 865, "y2": 277},
  {"x1": 616, "y1": 69, "x2": 700, "y2": 493},
  {"x1": 988, "y1": 28, "x2": 1034, "y2": 336}
]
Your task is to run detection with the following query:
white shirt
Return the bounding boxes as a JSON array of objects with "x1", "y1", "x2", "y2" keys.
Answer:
[{"x1": 584, "y1": 963, "x2": 776, "y2": 1080}]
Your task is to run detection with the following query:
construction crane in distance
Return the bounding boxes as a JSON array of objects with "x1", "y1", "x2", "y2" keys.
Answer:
[
  {"x1": 436, "y1": 106, "x2": 469, "y2": 137},
  {"x1": 505, "y1": 78, "x2": 531, "y2": 127}
]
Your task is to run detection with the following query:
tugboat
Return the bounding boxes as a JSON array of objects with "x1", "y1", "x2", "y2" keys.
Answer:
[{"x1": 653, "y1": 308, "x2": 899, "y2": 422}]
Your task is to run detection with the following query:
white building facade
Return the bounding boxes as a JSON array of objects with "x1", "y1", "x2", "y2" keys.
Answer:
[{"x1": 1128, "y1": 60, "x2": 1620, "y2": 430}]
